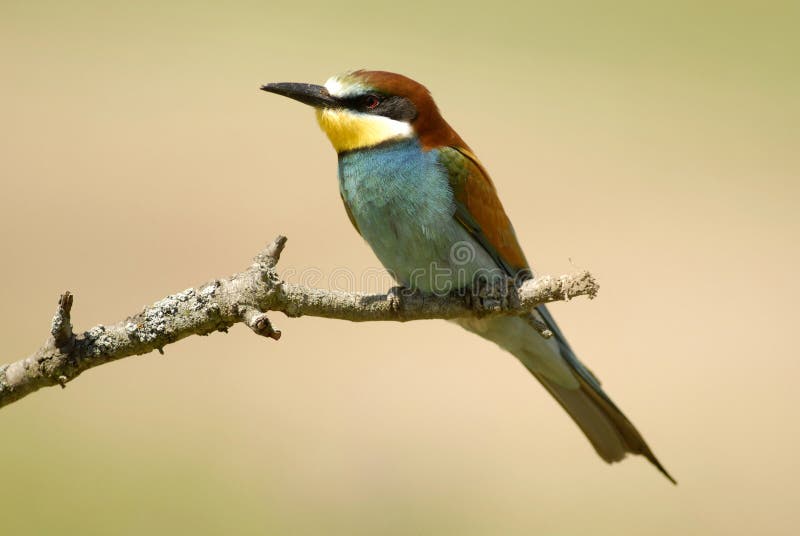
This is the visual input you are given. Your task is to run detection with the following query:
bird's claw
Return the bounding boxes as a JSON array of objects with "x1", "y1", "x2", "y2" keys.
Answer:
[
  {"x1": 387, "y1": 285, "x2": 415, "y2": 313},
  {"x1": 467, "y1": 276, "x2": 518, "y2": 316}
]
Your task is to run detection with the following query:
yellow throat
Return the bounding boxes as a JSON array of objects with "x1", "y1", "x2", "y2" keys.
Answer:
[{"x1": 315, "y1": 108, "x2": 412, "y2": 152}]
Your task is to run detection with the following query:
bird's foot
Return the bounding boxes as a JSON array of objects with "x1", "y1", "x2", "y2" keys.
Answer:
[
  {"x1": 387, "y1": 285, "x2": 418, "y2": 313},
  {"x1": 466, "y1": 276, "x2": 518, "y2": 316}
]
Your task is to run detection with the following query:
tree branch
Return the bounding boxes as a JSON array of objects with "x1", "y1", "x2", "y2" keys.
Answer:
[{"x1": 0, "y1": 235, "x2": 598, "y2": 410}]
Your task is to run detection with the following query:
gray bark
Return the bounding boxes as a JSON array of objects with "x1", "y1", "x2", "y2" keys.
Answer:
[{"x1": 0, "y1": 236, "x2": 598, "y2": 410}]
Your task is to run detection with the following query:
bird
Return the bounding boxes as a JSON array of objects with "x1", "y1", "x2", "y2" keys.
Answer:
[{"x1": 261, "y1": 70, "x2": 675, "y2": 483}]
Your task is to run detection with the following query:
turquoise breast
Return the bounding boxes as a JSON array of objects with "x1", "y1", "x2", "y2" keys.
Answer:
[{"x1": 338, "y1": 138, "x2": 499, "y2": 293}]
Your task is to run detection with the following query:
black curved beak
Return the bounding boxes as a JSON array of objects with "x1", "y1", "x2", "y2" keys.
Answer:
[{"x1": 260, "y1": 83, "x2": 339, "y2": 108}]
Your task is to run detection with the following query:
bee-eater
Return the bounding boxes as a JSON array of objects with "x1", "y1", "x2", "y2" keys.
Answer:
[{"x1": 261, "y1": 70, "x2": 675, "y2": 483}]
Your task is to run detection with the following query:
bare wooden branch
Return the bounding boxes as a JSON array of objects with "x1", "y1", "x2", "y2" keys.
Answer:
[
  {"x1": 0, "y1": 235, "x2": 598, "y2": 410},
  {"x1": 50, "y1": 292, "x2": 75, "y2": 349}
]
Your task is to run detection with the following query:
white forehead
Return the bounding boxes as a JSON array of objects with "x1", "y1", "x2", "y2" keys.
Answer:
[{"x1": 324, "y1": 74, "x2": 369, "y2": 98}]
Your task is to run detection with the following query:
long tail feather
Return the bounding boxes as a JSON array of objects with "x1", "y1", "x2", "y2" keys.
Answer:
[
  {"x1": 534, "y1": 306, "x2": 677, "y2": 484},
  {"x1": 454, "y1": 308, "x2": 676, "y2": 484},
  {"x1": 533, "y1": 368, "x2": 676, "y2": 484}
]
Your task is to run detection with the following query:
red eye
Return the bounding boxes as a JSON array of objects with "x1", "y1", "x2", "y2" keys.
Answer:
[{"x1": 364, "y1": 95, "x2": 381, "y2": 109}]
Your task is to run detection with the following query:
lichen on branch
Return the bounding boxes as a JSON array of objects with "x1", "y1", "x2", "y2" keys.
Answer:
[{"x1": 0, "y1": 235, "x2": 598, "y2": 410}]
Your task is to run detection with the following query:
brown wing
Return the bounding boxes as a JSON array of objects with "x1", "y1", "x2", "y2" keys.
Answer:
[{"x1": 438, "y1": 146, "x2": 530, "y2": 277}]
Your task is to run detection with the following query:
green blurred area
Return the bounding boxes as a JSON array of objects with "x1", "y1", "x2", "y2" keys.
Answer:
[{"x1": 1, "y1": 1, "x2": 798, "y2": 534}]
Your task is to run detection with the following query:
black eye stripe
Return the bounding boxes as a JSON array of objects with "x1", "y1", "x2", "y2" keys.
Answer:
[
  {"x1": 341, "y1": 94, "x2": 417, "y2": 122},
  {"x1": 364, "y1": 95, "x2": 380, "y2": 109}
]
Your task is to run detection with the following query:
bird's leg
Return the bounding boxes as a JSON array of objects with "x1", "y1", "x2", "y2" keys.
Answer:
[
  {"x1": 466, "y1": 274, "x2": 519, "y2": 316},
  {"x1": 387, "y1": 285, "x2": 419, "y2": 313}
]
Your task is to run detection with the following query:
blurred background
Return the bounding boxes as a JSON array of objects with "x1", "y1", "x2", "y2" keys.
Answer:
[{"x1": 1, "y1": 1, "x2": 797, "y2": 534}]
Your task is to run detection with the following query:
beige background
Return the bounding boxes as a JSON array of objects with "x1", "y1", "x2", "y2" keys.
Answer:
[{"x1": 1, "y1": 1, "x2": 798, "y2": 534}]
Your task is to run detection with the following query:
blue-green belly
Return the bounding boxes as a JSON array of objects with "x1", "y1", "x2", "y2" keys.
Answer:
[{"x1": 338, "y1": 139, "x2": 499, "y2": 293}]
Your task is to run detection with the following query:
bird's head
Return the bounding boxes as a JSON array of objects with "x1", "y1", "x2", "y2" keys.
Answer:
[{"x1": 262, "y1": 70, "x2": 465, "y2": 153}]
